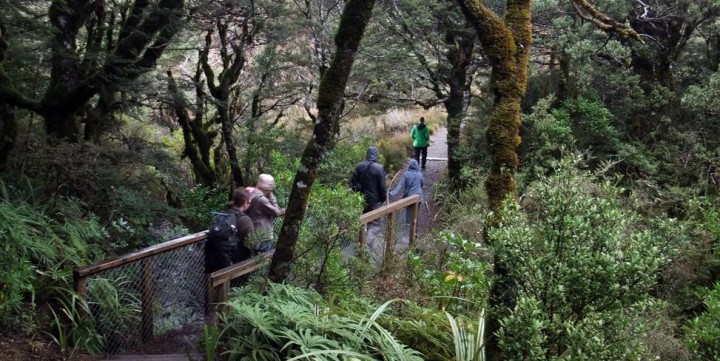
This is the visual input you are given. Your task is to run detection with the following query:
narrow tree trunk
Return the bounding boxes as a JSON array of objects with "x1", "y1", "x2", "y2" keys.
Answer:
[
  {"x1": 0, "y1": 104, "x2": 16, "y2": 171},
  {"x1": 445, "y1": 29, "x2": 475, "y2": 189},
  {"x1": 269, "y1": 0, "x2": 377, "y2": 282},
  {"x1": 167, "y1": 70, "x2": 217, "y2": 186}
]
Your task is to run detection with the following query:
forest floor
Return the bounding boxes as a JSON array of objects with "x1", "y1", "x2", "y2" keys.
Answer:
[{"x1": 1, "y1": 128, "x2": 449, "y2": 360}]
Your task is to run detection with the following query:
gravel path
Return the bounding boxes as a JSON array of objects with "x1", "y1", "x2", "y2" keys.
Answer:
[{"x1": 416, "y1": 126, "x2": 447, "y2": 237}]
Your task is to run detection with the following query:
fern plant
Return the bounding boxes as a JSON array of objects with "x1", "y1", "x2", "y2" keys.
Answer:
[{"x1": 214, "y1": 283, "x2": 485, "y2": 360}]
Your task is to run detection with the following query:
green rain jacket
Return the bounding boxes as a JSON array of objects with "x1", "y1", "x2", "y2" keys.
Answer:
[{"x1": 411, "y1": 123, "x2": 430, "y2": 148}]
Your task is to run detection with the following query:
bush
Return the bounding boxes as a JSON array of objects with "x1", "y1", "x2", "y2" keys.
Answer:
[
  {"x1": 684, "y1": 283, "x2": 720, "y2": 360},
  {"x1": 216, "y1": 283, "x2": 423, "y2": 360},
  {"x1": 489, "y1": 155, "x2": 682, "y2": 360},
  {"x1": 212, "y1": 282, "x2": 484, "y2": 360},
  {"x1": 0, "y1": 182, "x2": 105, "y2": 338},
  {"x1": 292, "y1": 184, "x2": 369, "y2": 297}
]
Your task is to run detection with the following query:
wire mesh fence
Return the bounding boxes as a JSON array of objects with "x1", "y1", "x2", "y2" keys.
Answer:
[
  {"x1": 80, "y1": 237, "x2": 207, "y2": 353},
  {"x1": 73, "y1": 198, "x2": 418, "y2": 354}
]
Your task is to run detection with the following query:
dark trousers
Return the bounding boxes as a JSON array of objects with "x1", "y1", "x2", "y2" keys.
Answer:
[{"x1": 414, "y1": 146, "x2": 428, "y2": 168}]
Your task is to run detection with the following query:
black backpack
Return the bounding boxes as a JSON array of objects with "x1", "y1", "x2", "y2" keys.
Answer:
[{"x1": 205, "y1": 211, "x2": 240, "y2": 272}]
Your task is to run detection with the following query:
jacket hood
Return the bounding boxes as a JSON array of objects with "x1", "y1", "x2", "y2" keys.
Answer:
[
  {"x1": 408, "y1": 159, "x2": 419, "y2": 171},
  {"x1": 366, "y1": 146, "x2": 380, "y2": 162},
  {"x1": 418, "y1": 123, "x2": 426, "y2": 130}
]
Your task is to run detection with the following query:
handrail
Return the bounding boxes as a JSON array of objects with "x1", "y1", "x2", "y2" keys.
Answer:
[
  {"x1": 74, "y1": 231, "x2": 209, "y2": 278},
  {"x1": 360, "y1": 194, "x2": 420, "y2": 224},
  {"x1": 210, "y1": 250, "x2": 274, "y2": 287}
]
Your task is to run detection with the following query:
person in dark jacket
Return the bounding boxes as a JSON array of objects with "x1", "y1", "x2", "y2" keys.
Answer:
[
  {"x1": 351, "y1": 146, "x2": 388, "y2": 266},
  {"x1": 205, "y1": 188, "x2": 255, "y2": 273},
  {"x1": 351, "y1": 145, "x2": 387, "y2": 214}
]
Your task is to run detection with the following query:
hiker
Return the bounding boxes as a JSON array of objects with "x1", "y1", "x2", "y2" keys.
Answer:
[
  {"x1": 389, "y1": 159, "x2": 424, "y2": 234},
  {"x1": 351, "y1": 146, "x2": 388, "y2": 266},
  {"x1": 205, "y1": 188, "x2": 255, "y2": 273},
  {"x1": 351, "y1": 145, "x2": 388, "y2": 215},
  {"x1": 246, "y1": 174, "x2": 285, "y2": 253},
  {"x1": 410, "y1": 117, "x2": 430, "y2": 170}
]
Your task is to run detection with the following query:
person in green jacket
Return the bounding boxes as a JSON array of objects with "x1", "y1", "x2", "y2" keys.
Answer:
[{"x1": 410, "y1": 117, "x2": 430, "y2": 170}]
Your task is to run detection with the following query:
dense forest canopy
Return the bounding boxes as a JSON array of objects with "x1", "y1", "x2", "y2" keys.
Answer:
[{"x1": 1, "y1": 0, "x2": 719, "y2": 359}]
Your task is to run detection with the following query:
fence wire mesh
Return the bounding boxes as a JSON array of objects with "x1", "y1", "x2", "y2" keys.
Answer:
[
  {"x1": 84, "y1": 240, "x2": 207, "y2": 354},
  {"x1": 77, "y1": 204, "x2": 414, "y2": 354}
]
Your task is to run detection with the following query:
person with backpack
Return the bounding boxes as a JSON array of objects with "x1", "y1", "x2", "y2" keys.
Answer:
[
  {"x1": 389, "y1": 159, "x2": 424, "y2": 235},
  {"x1": 410, "y1": 117, "x2": 430, "y2": 170},
  {"x1": 246, "y1": 174, "x2": 285, "y2": 253},
  {"x1": 205, "y1": 188, "x2": 255, "y2": 273}
]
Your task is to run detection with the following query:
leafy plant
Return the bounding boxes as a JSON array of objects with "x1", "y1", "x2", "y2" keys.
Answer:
[
  {"x1": 292, "y1": 184, "x2": 368, "y2": 296},
  {"x1": 45, "y1": 287, "x2": 104, "y2": 359},
  {"x1": 87, "y1": 277, "x2": 142, "y2": 353},
  {"x1": 490, "y1": 155, "x2": 682, "y2": 359},
  {"x1": 684, "y1": 283, "x2": 720, "y2": 360},
  {"x1": 0, "y1": 181, "x2": 105, "y2": 334},
  {"x1": 407, "y1": 231, "x2": 491, "y2": 313}
]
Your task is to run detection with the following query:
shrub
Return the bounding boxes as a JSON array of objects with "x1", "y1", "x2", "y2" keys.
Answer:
[
  {"x1": 407, "y1": 231, "x2": 491, "y2": 313},
  {"x1": 216, "y1": 283, "x2": 423, "y2": 360},
  {"x1": 292, "y1": 184, "x2": 369, "y2": 297},
  {"x1": 684, "y1": 282, "x2": 720, "y2": 360},
  {"x1": 213, "y1": 283, "x2": 484, "y2": 360},
  {"x1": 0, "y1": 181, "x2": 105, "y2": 343},
  {"x1": 489, "y1": 155, "x2": 682, "y2": 360}
]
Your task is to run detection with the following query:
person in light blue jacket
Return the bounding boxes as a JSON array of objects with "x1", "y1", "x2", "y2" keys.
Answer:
[
  {"x1": 390, "y1": 159, "x2": 424, "y2": 232},
  {"x1": 390, "y1": 159, "x2": 424, "y2": 200}
]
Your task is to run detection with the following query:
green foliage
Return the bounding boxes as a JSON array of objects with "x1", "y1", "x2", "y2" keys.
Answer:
[
  {"x1": 489, "y1": 155, "x2": 682, "y2": 359},
  {"x1": 684, "y1": 283, "x2": 720, "y2": 360},
  {"x1": 86, "y1": 277, "x2": 142, "y2": 353},
  {"x1": 408, "y1": 231, "x2": 491, "y2": 313},
  {"x1": 551, "y1": 97, "x2": 621, "y2": 160},
  {"x1": 216, "y1": 283, "x2": 423, "y2": 360},
  {"x1": 293, "y1": 184, "x2": 369, "y2": 296},
  {"x1": 318, "y1": 140, "x2": 372, "y2": 188},
  {"x1": 520, "y1": 96, "x2": 575, "y2": 178},
  {"x1": 45, "y1": 287, "x2": 103, "y2": 359},
  {"x1": 0, "y1": 183, "x2": 105, "y2": 334},
  {"x1": 181, "y1": 185, "x2": 229, "y2": 231},
  {"x1": 379, "y1": 134, "x2": 412, "y2": 174}
]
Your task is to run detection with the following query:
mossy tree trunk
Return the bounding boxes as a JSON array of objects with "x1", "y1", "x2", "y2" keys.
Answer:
[
  {"x1": 456, "y1": 0, "x2": 530, "y2": 214},
  {"x1": 455, "y1": 1, "x2": 530, "y2": 359},
  {"x1": 444, "y1": 29, "x2": 476, "y2": 189},
  {"x1": 269, "y1": 0, "x2": 377, "y2": 282}
]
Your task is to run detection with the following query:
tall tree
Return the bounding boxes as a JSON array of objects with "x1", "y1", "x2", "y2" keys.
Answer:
[
  {"x1": 456, "y1": 0, "x2": 638, "y2": 358},
  {"x1": 380, "y1": 0, "x2": 479, "y2": 188},
  {"x1": 269, "y1": 0, "x2": 377, "y2": 282},
  {"x1": 0, "y1": 0, "x2": 184, "y2": 144}
]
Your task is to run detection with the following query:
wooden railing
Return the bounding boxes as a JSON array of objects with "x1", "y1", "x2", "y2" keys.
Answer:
[
  {"x1": 359, "y1": 194, "x2": 421, "y2": 267},
  {"x1": 73, "y1": 197, "x2": 420, "y2": 344}
]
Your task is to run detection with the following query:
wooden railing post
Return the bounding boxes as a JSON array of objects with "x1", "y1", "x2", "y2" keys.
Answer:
[
  {"x1": 409, "y1": 202, "x2": 419, "y2": 246},
  {"x1": 141, "y1": 258, "x2": 154, "y2": 342},
  {"x1": 383, "y1": 212, "x2": 395, "y2": 268}
]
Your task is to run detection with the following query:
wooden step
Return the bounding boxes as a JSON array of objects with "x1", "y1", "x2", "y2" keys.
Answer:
[{"x1": 108, "y1": 354, "x2": 202, "y2": 361}]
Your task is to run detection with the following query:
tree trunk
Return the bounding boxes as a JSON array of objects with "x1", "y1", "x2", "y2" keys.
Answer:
[
  {"x1": 167, "y1": 70, "x2": 217, "y2": 186},
  {"x1": 456, "y1": 0, "x2": 530, "y2": 213},
  {"x1": 444, "y1": 28, "x2": 475, "y2": 189},
  {"x1": 0, "y1": 104, "x2": 16, "y2": 171},
  {"x1": 269, "y1": 0, "x2": 377, "y2": 282},
  {"x1": 456, "y1": 1, "x2": 531, "y2": 359}
]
